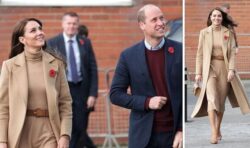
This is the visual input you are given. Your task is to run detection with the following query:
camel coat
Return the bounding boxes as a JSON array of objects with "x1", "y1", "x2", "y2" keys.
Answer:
[
  {"x1": 0, "y1": 51, "x2": 72, "y2": 148},
  {"x1": 191, "y1": 26, "x2": 250, "y2": 118}
]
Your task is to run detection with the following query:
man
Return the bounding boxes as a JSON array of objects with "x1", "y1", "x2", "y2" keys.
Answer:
[
  {"x1": 110, "y1": 4, "x2": 182, "y2": 148},
  {"x1": 47, "y1": 12, "x2": 98, "y2": 148},
  {"x1": 220, "y1": 3, "x2": 239, "y2": 54}
]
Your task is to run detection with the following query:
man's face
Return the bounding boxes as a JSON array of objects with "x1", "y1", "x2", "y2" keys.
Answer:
[
  {"x1": 139, "y1": 6, "x2": 166, "y2": 40},
  {"x1": 222, "y1": 7, "x2": 230, "y2": 14},
  {"x1": 62, "y1": 15, "x2": 79, "y2": 37}
]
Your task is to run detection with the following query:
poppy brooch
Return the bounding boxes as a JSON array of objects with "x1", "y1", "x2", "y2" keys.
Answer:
[
  {"x1": 49, "y1": 69, "x2": 56, "y2": 78},
  {"x1": 168, "y1": 47, "x2": 174, "y2": 54}
]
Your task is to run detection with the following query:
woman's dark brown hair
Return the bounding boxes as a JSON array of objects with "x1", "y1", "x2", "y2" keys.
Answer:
[
  {"x1": 9, "y1": 18, "x2": 47, "y2": 58},
  {"x1": 9, "y1": 18, "x2": 65, "y2": 64},
  {"x1": 207, "y1": 7, "x2": 237, "y2": 28}
]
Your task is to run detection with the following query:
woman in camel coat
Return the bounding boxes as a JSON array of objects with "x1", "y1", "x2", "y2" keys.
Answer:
[
  {"x1": 0, "y1": 18, "x2": 72, "y2": 148},
  {"x1": 191, "y1": 7, "x2": 250, "y2": 144}
]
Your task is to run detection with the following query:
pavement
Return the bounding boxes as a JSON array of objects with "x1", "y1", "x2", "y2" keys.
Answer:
[{"x1": 185, "y1": 80, "x2": 250, "y2": 148}]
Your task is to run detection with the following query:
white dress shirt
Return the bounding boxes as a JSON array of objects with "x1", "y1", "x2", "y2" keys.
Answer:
[{"x1": 63, "y1": 33, "x2": 82, "y2": 82}]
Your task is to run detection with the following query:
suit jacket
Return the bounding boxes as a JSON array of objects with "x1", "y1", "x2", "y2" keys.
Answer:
[
  {"x1": 110, "y1": 38, "x2": 182, "y2": 148},
  {"x1": 47, "y1": 34, "x2": 98, "y2": 98},
  {"x1": 191, "y1": 26, "x2": 250, "y2": 118},
  {"x1": 0, "y1": 51, "x2": 72, "y2": 148}
]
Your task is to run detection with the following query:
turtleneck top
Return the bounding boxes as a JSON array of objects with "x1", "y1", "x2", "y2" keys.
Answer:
[
  {"x1": 24, "y1": 49, "x2": 48, "y2": 110},
  {"x1": 212, "y1": 25, "x2": 223, "y2": 57}
]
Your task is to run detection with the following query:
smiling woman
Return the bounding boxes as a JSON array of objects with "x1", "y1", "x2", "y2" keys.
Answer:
[
  {"x1": 191, "y1": 7, "x2": 250, "y2": 145},
  {"x1": 0, "y1": 18, "x2": 72, "y2": 148}
]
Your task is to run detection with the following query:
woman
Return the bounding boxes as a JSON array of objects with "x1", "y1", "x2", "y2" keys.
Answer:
[
  {"x1": 0, "y1": 18, "x2": 72, "y2": 148},
  {"x1": 191, "y1": 8, "x2": 250, "y2": 144}
]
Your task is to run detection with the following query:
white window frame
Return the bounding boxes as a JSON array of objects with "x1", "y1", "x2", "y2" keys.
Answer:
[{"x1": 0, "y1": 0, "x2": 133, "y2": 6}]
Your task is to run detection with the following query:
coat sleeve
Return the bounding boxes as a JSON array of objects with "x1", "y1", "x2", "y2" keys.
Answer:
[
  {"x1": 0, "y1": 62, "x2": 9, "y2": 142},
  {"x1": 195, "y1": 30, "x2": 204, "y2": 75},
  {"x1": 57, "y1": 61, "x2": 72, "y2": 138},
  {"x1": 228, "y1": 31, "x2": 236, "y2": 70},
  {"x1": 86, "y1": 39, "x2": 98, "y2": 97},
  {"x1": 109, "y1": 52, "x2": 147, "y2": 111}
]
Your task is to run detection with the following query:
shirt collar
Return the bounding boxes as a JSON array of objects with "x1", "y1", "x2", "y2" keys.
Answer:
[
  {"x1": 144, "y1": 38, "x2": 165, "y2": 51},
  {"x1": 63, "y1": 32, "x2": 77, "y2": 43}
]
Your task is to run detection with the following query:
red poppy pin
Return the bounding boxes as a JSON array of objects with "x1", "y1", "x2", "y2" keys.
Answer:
[
  {"x1": 168, "y1": 47, "x2": 174, "y2": 54},
  {"x1": 49, "y1": 69, "x2": 56, "y2": 78},
  {"x1": 79, "y1": 39, "x2": 84, "y2": 45},
  {"x1": 224, "y1": 35, "x2": 228, "y2": 40}
]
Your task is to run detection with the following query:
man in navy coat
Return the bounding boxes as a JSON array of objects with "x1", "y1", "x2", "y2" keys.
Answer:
[
  {"x1": 110, "y1": 4, "x2": 183, "y2": 148},
  {"x1": 47, "y1": 12, "x2": 98, "y2": 148}
]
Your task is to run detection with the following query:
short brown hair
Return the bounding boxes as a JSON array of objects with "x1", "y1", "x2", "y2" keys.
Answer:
[
  {"x1": 62, "y1": 11, "x2": 79, "y2": 20},
  {"x1": 221, "y1": 3, "x2": 230, "y2": 9}
]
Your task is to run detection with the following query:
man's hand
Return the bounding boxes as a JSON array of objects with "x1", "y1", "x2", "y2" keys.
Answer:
[
  {"x1": 172, "y1": 131, "x2": 183, "y2": 148},
  {"x1": 0, "y1": 143, "x2": 7, "y2": 148},
  {"x1": 87, "y1": 96, "x2": 96, "y2": 109},
  {"x1": 57, "y1": 135, "x2": 70, "y2": 148},
  {"x1": 148, "y1": 96, "x2": 167, "y2": 110}
]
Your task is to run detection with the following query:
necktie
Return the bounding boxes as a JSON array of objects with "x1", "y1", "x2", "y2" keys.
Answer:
[{"x1": 68, "y1": 40, "x2": 79, "y2": 83}]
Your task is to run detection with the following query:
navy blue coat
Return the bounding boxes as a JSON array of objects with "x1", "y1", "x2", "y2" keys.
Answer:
[
  {"x1": 110, "y1": 38, "x2": 182, "y2": 148},
  {"x1": 47, "y1": 34, "x2": 98, "y2": 99}
]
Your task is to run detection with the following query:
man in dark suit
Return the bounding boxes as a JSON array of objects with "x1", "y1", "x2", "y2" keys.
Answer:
[
  {"x1": 110, "y1": 4, "x2": 182, "y2": 148},
  {"x1": 47, "y1": 12, "x2": 98, "y2": 148}
]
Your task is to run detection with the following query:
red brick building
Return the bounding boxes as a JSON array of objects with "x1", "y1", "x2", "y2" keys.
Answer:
[{"x1": 186, "y1": 0, "x2": 250, "y2": 78}]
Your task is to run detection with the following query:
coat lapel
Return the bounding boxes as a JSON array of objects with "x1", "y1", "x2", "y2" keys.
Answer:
[
  {"x1": 164, "y1": 39, "x2": 174, "y2": 97},
  {"x1": 58, "y1": 34, "x2": 67, "y2": 58},
  {"x1": 13, "y1": 52, "x2": 28, "y2": 108},
  {"x1": 42, "y1": 51, "x2": 58, "y2": 116},
  {"x1": 76, "y1": 36, "x2": 87, "y2": 58},
  {"x1": 136, "y1": 41, "x2": 155, "y2": 95},
  {"x1": 206, "y1": 26, "x2": 213, "y2": 56},
  {"x1": 221, "y1": 26, "x2": 230, "y2": 68}
]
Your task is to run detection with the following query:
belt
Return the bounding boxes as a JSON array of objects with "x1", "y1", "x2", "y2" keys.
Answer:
[
  {"x1": 212, "y1": 56, "x2": 224, "y2": 61},
  {"x1": 26, "y1": 108, "x2": 49, "y2": 117}
]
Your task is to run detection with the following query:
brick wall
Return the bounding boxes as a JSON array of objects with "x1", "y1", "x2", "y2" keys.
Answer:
[
  {"x1": 0, "y1": 0, "x2": 182, "y2": 144},
  {"x1": 186, "y1": 0, "x2": 250, "y2": 79}
]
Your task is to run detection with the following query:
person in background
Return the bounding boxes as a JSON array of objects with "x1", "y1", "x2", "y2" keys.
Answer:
[
  {"x1": 47, "y1": 12, "x2": 98, "y2": 148},
  {"x1": 192, "y1": 7, "x2": 250, "y2": 144},
  {"x1": 220, "y1": 3, "x2": 239, "y2": 54},
  {"x1": 110, "y1": 4, "x2": 183, "y2": 148},
  {"x1": 0, "y1": 18, "x2": 72, "y2": 148},
  {"x1": 78, "y1": 24, "x2": 89, "y2": 38}
]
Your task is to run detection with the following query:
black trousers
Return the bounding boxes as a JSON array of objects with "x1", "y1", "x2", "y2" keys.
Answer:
[
  {"x1": 68, "y1": 82, "x2": 96, "y2": 148},
  {"x1": 145, "y1": 131, "x2": 174, "y2": 148}
]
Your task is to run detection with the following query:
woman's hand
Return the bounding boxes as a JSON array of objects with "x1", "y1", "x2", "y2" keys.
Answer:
[
  {"x1": 227, "y1": 70, "x2": 235, "y2": 82},
  {"x1": 195, "y1": 74, "x2": 202, "y2": 82},
  {"x1": 57, "y1": 135, "x2": 69, "y2": 148},
  {"x1": 0, "y1": 143, "x2": 7, "y2": 148}
]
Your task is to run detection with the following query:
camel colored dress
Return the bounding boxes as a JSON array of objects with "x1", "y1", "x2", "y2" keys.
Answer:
[
  {"x1": 206, "y1": 28, "x2": 230, "y2": 113},
  {"x1": 18, "y1": 50, "x2": 57, "y2": 148}
]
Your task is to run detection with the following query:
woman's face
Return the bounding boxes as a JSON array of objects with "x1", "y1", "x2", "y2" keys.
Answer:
[
  {"x1": 19, "y1": 20, "x2": 45, "y2": 51},
  {"x1": 210, "y1": 10, "x2": 223, "y2": 26}
]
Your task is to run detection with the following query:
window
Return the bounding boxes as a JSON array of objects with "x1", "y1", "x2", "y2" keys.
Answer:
[{"x1": 0, "y1": 0, "x2": 133, "y2": 6}]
